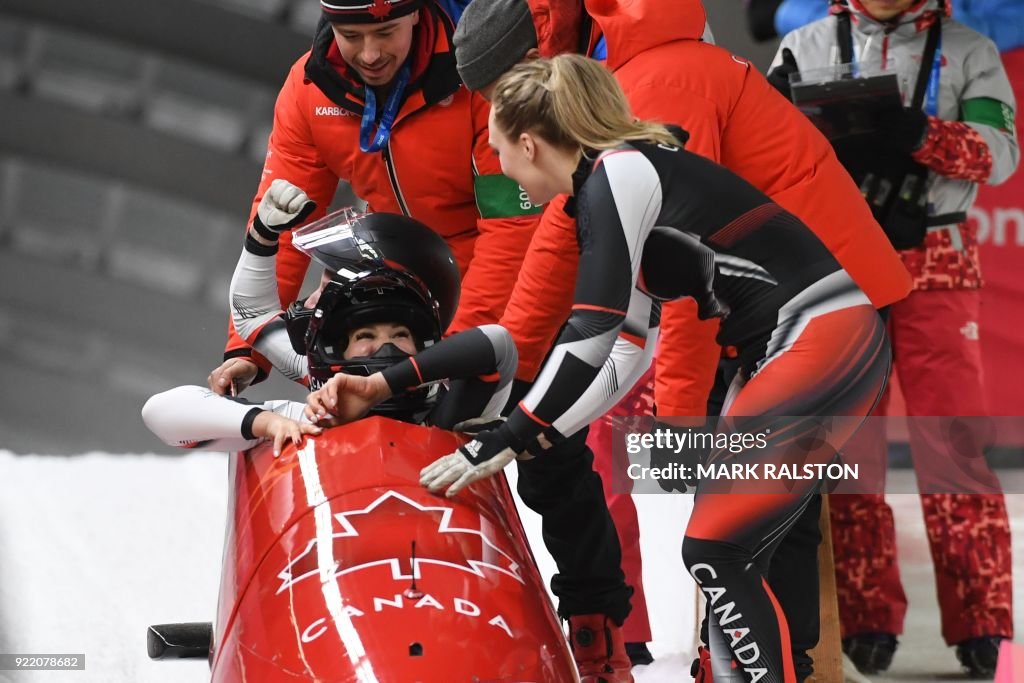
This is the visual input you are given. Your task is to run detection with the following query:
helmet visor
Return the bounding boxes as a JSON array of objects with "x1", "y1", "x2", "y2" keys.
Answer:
[{"x1": 292, "y1": 207, "x2": 375, "y2": 276}]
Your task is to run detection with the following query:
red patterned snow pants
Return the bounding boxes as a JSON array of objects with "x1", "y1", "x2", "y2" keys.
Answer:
[{"x1": 831, "y1": 289, "x2": 1013, "y2": 645}]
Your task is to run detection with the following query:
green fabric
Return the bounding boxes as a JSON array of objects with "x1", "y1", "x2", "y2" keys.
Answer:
[
  {"x1": 474, "y1": 174, "x2": 543, "y2": 218},
  {"x1": 962, "y1": 97, "x2": 1016, "y2": 135}
]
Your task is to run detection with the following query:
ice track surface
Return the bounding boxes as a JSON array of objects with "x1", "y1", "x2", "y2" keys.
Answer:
[{"x1": 0, "y1": 451, "x2": 1020, "y2": 682}]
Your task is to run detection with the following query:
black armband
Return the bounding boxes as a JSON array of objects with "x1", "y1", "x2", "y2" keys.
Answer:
[
  {"x1": 241, "y1": 407, "x2": 265, "y2": 441},
  {"x1": 245, "y1": 233, "x2": 279, "y2": 257},
  {"x1": 251, "y1": 214, "x2": 281, "y2": 242}
]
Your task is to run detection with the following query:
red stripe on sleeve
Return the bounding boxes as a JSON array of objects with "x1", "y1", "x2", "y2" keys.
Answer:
[
  {"x1": 410, "y1": 357, "x2": 425, "y2": 385},
  {"x1": 518, "y1": 402, "x2": 552, "y2": 428},
  {"x1": 573, "y1": 303, "x2": 627, "y2": 316}
]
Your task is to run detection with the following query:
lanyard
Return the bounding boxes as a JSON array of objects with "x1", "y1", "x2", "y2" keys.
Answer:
[
  {"x1": 923, "y1": 31, "x2": 942, "y2": 116},
  {"x1": 359, "y1": 62, "x2": 410, "y2": 153},
  {"x1": 839, "y1": 15, "x2": 942, "y2": 115}
]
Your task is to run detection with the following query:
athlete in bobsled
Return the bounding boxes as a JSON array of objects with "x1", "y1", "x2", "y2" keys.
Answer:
[
  {"x1": 142, "y1": 181, "x2": 592, "y2": 683},
  {"x1": 142, "y1": 179, "x2": 518, "y2": 452}
]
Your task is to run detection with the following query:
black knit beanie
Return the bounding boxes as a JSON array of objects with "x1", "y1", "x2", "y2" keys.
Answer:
[{"x1": 321, "y1": 0, "x2": 422, "y2": 24}]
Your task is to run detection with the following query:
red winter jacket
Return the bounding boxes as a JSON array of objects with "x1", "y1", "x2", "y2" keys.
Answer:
[
  {"x1": 225, "y1": 3, "x2": 540, "y2": 377},
  {"x1": 501, "y1": 0, "x2": 911, "y2": 416}
]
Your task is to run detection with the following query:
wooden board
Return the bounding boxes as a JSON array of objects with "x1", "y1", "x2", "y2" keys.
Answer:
[{"x1": 808, "y1": 494, "x2": 843, "y2": 681}]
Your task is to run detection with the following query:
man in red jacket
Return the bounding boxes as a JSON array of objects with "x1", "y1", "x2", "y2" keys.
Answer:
[
  {"x1": 209, "y1": 0, "x2": 540, "y2": 393},
  {"x1": 208, "y1": 4, "x2": 636, "y2": 682},
  {"x1": 454, "y1": 0, "x2": 912, "y2": 680}
]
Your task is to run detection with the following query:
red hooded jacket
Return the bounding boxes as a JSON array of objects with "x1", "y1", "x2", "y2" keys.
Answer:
[
  {"x1": 225, "y1": 3, "x2": 540, "y2": 377},
  {"x1": 503, "y1": 0, "x2": 911, "y2": 415}
]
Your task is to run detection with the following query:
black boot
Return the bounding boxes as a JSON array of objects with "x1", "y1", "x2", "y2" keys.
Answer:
[
  {"x1": 625, "y1": 642, "x2": 653, "y2": 666},
  {"x1": 689, "y1": 646, "x2": 712, "y2": 682},
  {"x1": 842, "y1": 632, "x2": 898, "y2": 674},
  {"x1": 956, "y1": 636, "x2": 1006, "y2": 679}
]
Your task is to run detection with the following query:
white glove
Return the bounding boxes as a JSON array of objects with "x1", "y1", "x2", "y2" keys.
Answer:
[
  {"x1": 420, "y1": 424, "x2": 522, "y2": 497},
  {"x1": 253, "y1": 179, "x2": 316, "y2": 237}
]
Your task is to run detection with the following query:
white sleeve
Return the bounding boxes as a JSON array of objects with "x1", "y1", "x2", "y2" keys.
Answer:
[
  {"x1": 507, "y1": 150, "x2": 663, "y2": 445},
  {"x1": 229, "y1": 244, "x2": 309, "y2": 384},
  {"x1": 549, "y1": 309, "x2": 659, "y2": 438},
  {"x1": 141, "y1": 385, "x2": 308, "y2": 452}
]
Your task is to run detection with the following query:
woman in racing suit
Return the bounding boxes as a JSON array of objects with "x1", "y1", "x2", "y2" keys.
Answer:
[
  {"x1": 143, "y1": 190, "x2": 517, "y2": 454},
  {"x1": 418, "y1": 54, "x2": 891, "y2": 682}
]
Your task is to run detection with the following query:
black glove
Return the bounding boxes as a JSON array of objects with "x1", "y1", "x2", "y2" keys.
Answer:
[
  {"x1": 498, "y1": 379, "x2": 566, "y2": 456},
  {"x1": 766, "y1": 48, "x2": 800, "y2": 101},
  {"x1": 874, "y1": 106, "x2": 930, "y2": 155},
  {"x1": 647, "y1": 420, "x2": 714, "y2": 493}
]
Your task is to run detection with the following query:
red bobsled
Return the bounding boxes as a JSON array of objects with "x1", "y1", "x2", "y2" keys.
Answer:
[{"x1": 150, "y1": 417, "x2": 579, "y2": 682}]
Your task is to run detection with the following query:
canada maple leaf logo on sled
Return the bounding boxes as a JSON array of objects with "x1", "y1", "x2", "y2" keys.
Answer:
[
  {"x1": 276, "y1": 490, "x2": 526, "y2": 594},
  {"x1": 151, "y1": 419, "x2": 581, "y2": 682}
]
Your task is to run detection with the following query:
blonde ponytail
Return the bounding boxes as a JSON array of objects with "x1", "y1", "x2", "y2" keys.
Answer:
[{"x1": 491, "y1": 54, "x2": 680, "y2": 153}]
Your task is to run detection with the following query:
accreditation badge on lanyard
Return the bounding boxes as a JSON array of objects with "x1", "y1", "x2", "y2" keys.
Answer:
[{"x1": 359, "y1": 62, "x2": 411, "y2": 153}]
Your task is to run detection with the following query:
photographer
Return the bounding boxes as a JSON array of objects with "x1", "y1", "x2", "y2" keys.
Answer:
[{"x1": 769, "y1": 0, "x2": 1018, "y2": 677}]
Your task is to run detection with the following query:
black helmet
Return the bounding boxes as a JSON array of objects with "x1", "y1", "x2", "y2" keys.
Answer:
[{"x1": 292, "y1": 208, "x2": 460, "y2": 420}]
